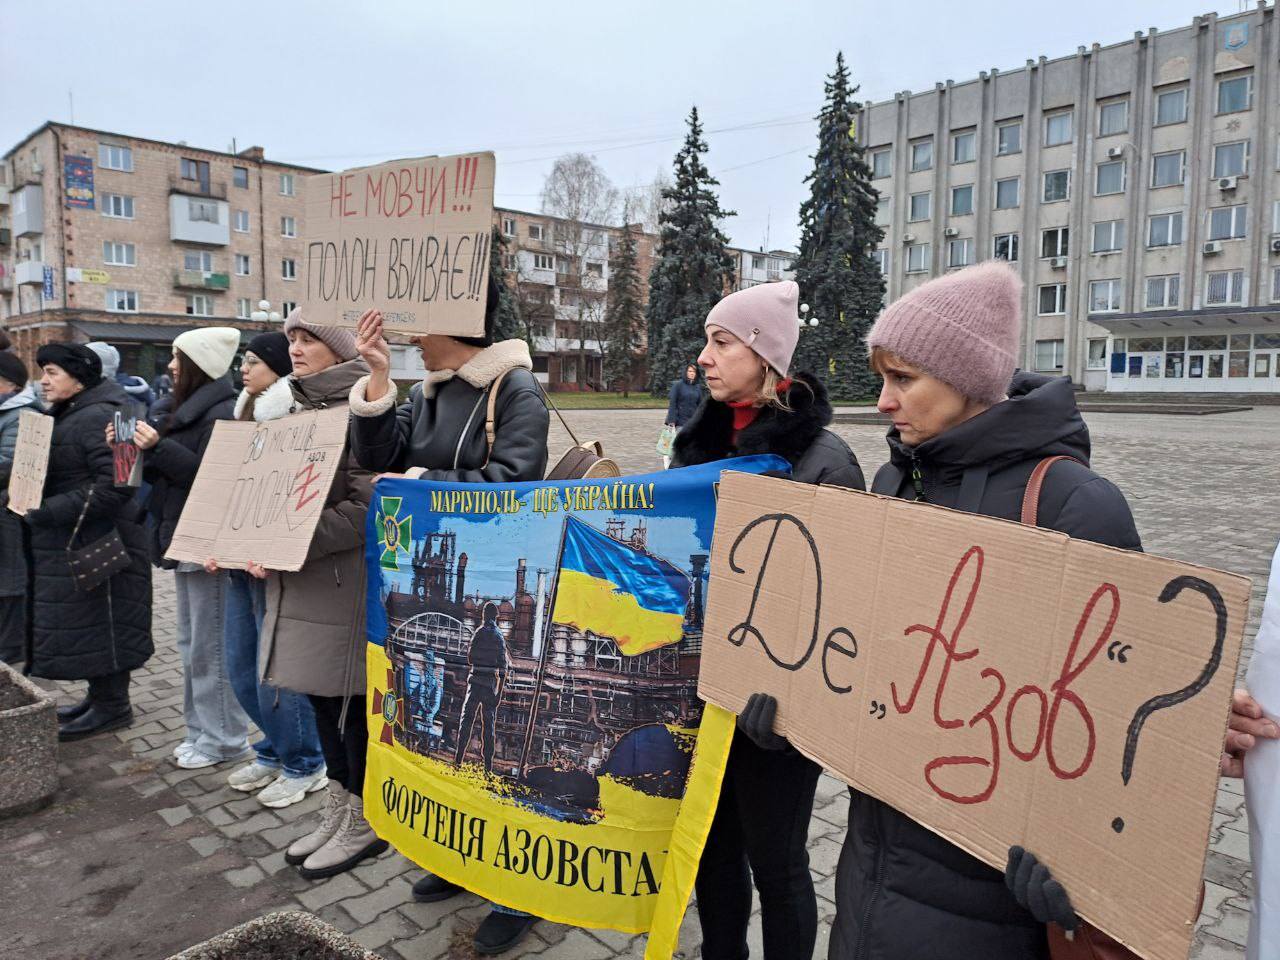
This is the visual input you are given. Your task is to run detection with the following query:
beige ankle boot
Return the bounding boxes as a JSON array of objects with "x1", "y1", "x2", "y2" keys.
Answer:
[
  {"x1": 298, "y1": 793, "x2": 388, "y2": 879},
  {"x1": 284, "y1": 780, "x2": 347, "y2": 865}
]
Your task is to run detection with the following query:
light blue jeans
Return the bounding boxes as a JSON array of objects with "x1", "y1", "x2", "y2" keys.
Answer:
[{"x1": 174, "y1": 565, "x2": 250, "y2": 760}]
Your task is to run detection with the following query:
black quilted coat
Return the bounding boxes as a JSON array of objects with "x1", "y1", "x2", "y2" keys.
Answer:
[{"x1": 26, "y1": 379, "x2": 152, "y2": 680}]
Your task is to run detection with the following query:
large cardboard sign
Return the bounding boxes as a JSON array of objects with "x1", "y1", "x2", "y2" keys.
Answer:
[
  {"x1": 7, "y1": 410, "x2": 53, "y2": 515},
  {"x1": 699, "y1": 473, "x2": 1251, "y2": 960},
  {"x1": 303, "y1": 152, "x2": 495, "y2": 336},
  {"x1": 164, "y1": 406, "x2": 350, "y2": 571}
]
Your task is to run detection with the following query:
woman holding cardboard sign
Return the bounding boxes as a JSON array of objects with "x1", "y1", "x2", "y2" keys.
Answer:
[{"x1": 669, "y1": 280, "x2": 865, "y2": 960}]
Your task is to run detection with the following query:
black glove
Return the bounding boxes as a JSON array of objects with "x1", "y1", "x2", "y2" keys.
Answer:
[
  {"x1": 23, "y1": 505, "x2": 53, "y2": 527},
  {"x1": 1005, "y1": 846, "x2": 1078, "y2": 932},
  {"x1": 736, "y1": 692, "x2": 789, "y2": 751}
]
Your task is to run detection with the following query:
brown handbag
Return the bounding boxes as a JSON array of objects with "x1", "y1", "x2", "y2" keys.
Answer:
[
  {"x1": 65, "y1": 490, "x2": 131, "y2": 593},
  {"x1": 483, "y1": 371, "x2": 620, "y2": 481}
]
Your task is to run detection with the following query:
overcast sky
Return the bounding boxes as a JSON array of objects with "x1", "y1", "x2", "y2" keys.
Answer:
[{"x1": 1, "y1": 0, "x2": 1245, "y2": 252}]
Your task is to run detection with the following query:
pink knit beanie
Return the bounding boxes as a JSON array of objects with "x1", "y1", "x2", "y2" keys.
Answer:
[
  {"x1": 283, "y1": 308, "x2": 359, "y2": 362},
  {"x1": 704, "y1": 280, "x2": 800, "y2": 376},
  {"x1": 867, "y1": 260, "x2": 1021, "y2": 404}
]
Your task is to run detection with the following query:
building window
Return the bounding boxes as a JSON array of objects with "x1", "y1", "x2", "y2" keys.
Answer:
[
  {"x1": 1035, "y1": 339, "x2": 1065, "y2": 371},
  {"x1": 1087, "y1": 339, "x2": 1108, "y2": 370},
  {"x1": 946, "y1": 238, "x2": 974, "y2": 268},
  {"x1": 236, "y1": 298, "x2": 251, "y2": 319},
  {"x1": 751, "y1": 254, "x2": 766, "y2": 270},
  {"x1": 188, "y1": 199, "x2": 220, "y2": 223},
  {"x1": 281, "y1": 258, "x2": 297, "y2": 280},
  {"x1": 102, "y1": 241, "x2": 135, "y2": 266},
  {"x1": 1217, "y1": 73, "x2": 1253, "y2": 115},
  {"x1": 235, "y1": 253, "x2": 251, "y2": 276},
  {"x1": 1145, "y1": 275, "x2": 1181, "y2": 309},
  {"x1": 909, "y1": 192, "x2": 932, "y2": 222},
  {"x1": 1212, "y1": 141, "x2": 1249, "y2": 179},
  {"x1": 952, "y1": 130, "x2": 976, "y2": 164},
  {"x1": 1038, "y1": 283, "x2": 1067, "y2": 315},
  {"x1": 184, "y1": 250, "x2": 213, "y2": 272},
  {"x1": 871, "y1": 148, "x2": 892, "y2": 179},
  {"x1": 585, "y1": 261, "x2": 604, "y2": 278},
  {"x1": 873, "y1": 248, "x2": 889, "y2": 274},
  {"x1": 106, "y1": 289, "x2": 138, "y2": 312},
  {"x1": 874, "y1": 196, "x2": 891, "y2": 225},
  {"x1": 906, "y1": 243, "x2": 931, "y2": 273},
  {"x1": 1091, "y1": 219, "x2": 1125, "y2": 253},
  {"x1": 98, "y1": 143, "x2": 133, "y2": 171},
  {"x1": 1044, "y1": 112, "x2": 1073, "y2": 147},
  {"x1": 1099, "y1": 99, "x2": 1128, "y2": 136},
  {"x1": 1206, "y1": 269, "x2": 1245, "y2": 305},
  {"x1": 503, "y1": 253, "x2": 516, "y2": 270},
  {"x1": 1095, "y1": 160, "x2": 1126, "y2": 196},
  {"x1": 180, "y1": 158, "x2": 209, "y2": 182},
  {"x1": 1151, "y1": 151, "x2": 1185, "y2": 187},
  {"x1": 1272, "y1": 267, "x2": 1280, "y2": 302},
  {"x1": 1043, "y1": 170, "x2": 1070, "y2": 203},
  {"x1": 1273, "y1": 199, "x2": 1280, "y2": 234},
  {"x1": 995, "y1": 176, "x2": 1020, "y2": 209},
  {"x1": 280, "y1": 216, "x2": 296, "y2": 238},
  {"x1": 533, "y1": 252, "x2": 553, "y2": 270},
  {"x1": 502, "y1": 217, "x2": 516, "y2": 237},
  {"x1": 1041, "y1": 227, "x2": 1069, "y2": 259},
  {"x1": 1208, "y1": 204, "x2": 1248, "y2": 241},
  {"x1": 910, "y1": 139, "x2": 933, "y2": 172},
  {"x1": 1155, "y1": 86, "x2": 1188, "y2": 126},
  {"x1": 101, "y1": 193, "x2": 135, "y2": 219},
  {"x1": 555, "y1": 257, "x2": 570, "y2": 276},
  {"x1": 1147, "y1": 211, "x2": 1183, "y2": 247},
  {"x1": 997, "y1": 120, "x2": 1022, "y2": 156},
  {"x1": 234, "y1": 209, "x2": 250, "y2": 233},
  {"x1": 279, "y1": 173, "x2": 295, "y2": 196},
  {"x1": 1089, "y1": 279, "x2": 1123, "y2": 313},
  {"x1": 528, "y1": 223, "x2": 545, "y2": 241},
  {"x1": 993, "y1": 233, "x2": 1019, "y2": 263},
  {"x1": 233, "y1": 166, "x2": 249, "y2": 189},
  {"x1": 282, "y1": 302, "x2": 297, "y2": 318},
  {"x1": 950, "y1": 184, "x2": 974, "y2": 216},
  {"x1": 187, "y1": 294, "x2": 213, "y2": 317}
]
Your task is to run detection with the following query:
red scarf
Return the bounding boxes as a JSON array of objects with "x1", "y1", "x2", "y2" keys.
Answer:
[{"x1": 727, "y1": 378, "x2": 791, "y2": 447}]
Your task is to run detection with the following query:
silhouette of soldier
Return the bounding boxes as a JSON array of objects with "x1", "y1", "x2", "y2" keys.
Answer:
[{"x1": 454, "y1": 601, "x2": 509, "y2": 771}]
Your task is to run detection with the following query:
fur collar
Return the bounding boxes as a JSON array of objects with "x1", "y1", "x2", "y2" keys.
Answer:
[
  {"x1": 672, "y1": 371, "x2": 833, "y2": 467},
  {"x1": 422, "y1": 339, "x2": 532, "y2": 399},
  {"x1": 235, "y1": 375, "x2": 296, "y2": 422}
]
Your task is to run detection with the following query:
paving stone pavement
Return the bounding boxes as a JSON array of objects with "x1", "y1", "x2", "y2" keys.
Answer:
[{"x1": 34, "y1": 404, "x2": 1280, "y2": 959}]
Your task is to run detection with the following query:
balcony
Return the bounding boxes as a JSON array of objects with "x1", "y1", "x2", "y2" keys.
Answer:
[
  {"x1": 174, "y1": 269, "x2": 231, "y2": 291},
  {"x1": 168, "y1": 174, "x2": 228, "y2": 200},
  {"x1": 169, "y1": 194, "x2": 230, "y2": 246},
  {"x1": 12, "y1": 184, "x2": 43, "y2": 237},
  {"x1": 14, "y1": 260, "x2": 45, "y2": 286}
]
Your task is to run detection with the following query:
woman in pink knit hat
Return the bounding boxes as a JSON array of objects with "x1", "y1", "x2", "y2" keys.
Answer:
[{"x1": 670, "y1": 279, "x2": 864, "y2": 960}]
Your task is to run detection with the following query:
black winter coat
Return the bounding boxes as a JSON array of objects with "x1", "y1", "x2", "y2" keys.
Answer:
[
  {"x1": 670, "y1": 371, "x2": 865, "y2": 489},
  {"x1": 0, "y1": 385, "x2": 43, "y2": 598},
  {"x1": 830, "y1": 372, "x2": 1142, "y2": 960},
  {"x1": 142, "y1": 376, "x2": 236, "y2": 566},
  {"x1": 665, "y1": 375, "x2": 703, "y2": 428},
  {"x1": 26, "y1": 379, "x2": 152, "y2": 680}
]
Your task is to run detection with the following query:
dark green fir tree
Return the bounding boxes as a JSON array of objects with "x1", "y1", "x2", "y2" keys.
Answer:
[
  {"x1": 487, "y1": 227, "x2": 525, "y2": 343},
  {"x1": 603, "y1": 219, "x2": 645, "y2": 395},
  {"x1": 791, "y1": 52, "x2": 885, "y2": 399},
  {"x1": 646, "y1": 107, "x2": 736, "y2": 394}
]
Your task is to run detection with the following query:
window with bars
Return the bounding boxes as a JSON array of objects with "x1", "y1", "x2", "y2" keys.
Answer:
[
  {"x1": 1206, "y1": 270, "x2": 1245, "y2": 305},
  {"x1": 1145, "y1": 275, "x2": 1181, "y2": 309}
]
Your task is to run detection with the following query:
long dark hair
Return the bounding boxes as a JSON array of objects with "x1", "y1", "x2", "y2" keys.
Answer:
[{"x1": 167, "y1": 348, "x2": 214, "y2": 423}]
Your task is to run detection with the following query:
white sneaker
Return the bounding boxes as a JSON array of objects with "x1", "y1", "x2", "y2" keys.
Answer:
[
  {"x1": 256, "y1": 766, "x2": 329, "y2": 809},
  {"x1": 175, "y1": 748, "x2": 223, "y2": 770},
  {"x1": 228, "y1": 761, "x2": 279, "y2": 792},
  {"x1": 173, "y1": 741, "x2": 197, "y2": 761}
]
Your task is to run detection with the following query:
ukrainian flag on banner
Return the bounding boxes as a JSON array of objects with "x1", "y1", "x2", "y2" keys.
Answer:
[{"x1": 551, "y1": 516, "x2": 690, "y2": 656}]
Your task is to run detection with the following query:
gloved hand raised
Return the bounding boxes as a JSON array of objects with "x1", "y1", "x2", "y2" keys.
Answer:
[
  {"x1": 1005, "y1": 846, "x2": 1078, "y2": 933},
  {"x1": 736, "y1": 692, "x2": 790, "y2": 751}
]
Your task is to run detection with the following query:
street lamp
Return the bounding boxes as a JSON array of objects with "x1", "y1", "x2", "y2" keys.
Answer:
[
  {"x1": 250, "y1": 299, "x2": 282, "y2": 323},
  {"x1": 799, "y1": 303, "x2": 820, "y2": 329}
]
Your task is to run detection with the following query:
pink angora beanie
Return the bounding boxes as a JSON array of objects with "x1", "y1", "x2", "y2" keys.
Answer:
[
  {"x1": 704, "y1": 280, "x2": 800, "y2": 377},
  {"x1": 867, "y1": 260, "x2": 1022, "y2": 404}
]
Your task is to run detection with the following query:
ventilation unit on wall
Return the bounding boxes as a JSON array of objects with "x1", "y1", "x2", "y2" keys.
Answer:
[
  {"x1": 1203, "y1": 240, "x2": 1224, "y2": 255},
  {"x1": 1050, "y1": 256, "x2": 1068, "y2": 269},
  {"x1": 1218, "y1": 176, "x2": 1239, "y2": 192},
  {"x1": 943, "y1": 227, "x2": 959, "y2": 237}
]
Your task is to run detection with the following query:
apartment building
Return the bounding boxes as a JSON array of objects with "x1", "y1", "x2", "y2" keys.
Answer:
[
  {"x1": 730, "y1": 247, "x2": 797, "y2": 289},
  {"x1": 858, "y1": 3, "x2": 1280, "y2": 394},
  {"x1": 0, "y1": 122, "x2": 320, "y2": 378}
]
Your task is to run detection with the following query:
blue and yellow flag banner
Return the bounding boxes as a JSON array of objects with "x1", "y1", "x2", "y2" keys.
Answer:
[{"x1": 362, "y1": 457, "x2": 788, "y2": 957}]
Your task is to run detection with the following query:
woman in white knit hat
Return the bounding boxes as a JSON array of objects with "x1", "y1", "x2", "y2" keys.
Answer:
[{"x1": 114, "y1": 326, "x2": 251, "y2": 769}]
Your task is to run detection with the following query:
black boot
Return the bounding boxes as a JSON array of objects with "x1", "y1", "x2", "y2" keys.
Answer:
[
  {"x1": 412, "y1": 873, "x2": 463, "y2": 902},
  {"x1": 57, "y1": 696, "x2": 92, "y2": 723},
  {"x1": 473, "y1": 910, "x2": 536, "y2": 955},
  {"x1": 58, "y1": 704, "x2": 133, "y2": 741}
]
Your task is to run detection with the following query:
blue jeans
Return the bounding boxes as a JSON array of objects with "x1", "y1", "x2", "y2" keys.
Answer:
[
  {"x1": 223, "y1": 570, "x2": 325, "y2": 778},
  {"x1": 174, "y1": 566, "x2": 250, "y2": 759}
]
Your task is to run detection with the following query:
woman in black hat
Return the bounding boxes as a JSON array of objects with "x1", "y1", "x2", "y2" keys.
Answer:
[{"x1": 23, "y1": 344, "x2": 152, "y2": 740}]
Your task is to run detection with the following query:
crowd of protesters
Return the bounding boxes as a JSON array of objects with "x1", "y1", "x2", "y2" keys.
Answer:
[{"x1": 0, "y1": 263, "x2": 1277, "y2": 959}]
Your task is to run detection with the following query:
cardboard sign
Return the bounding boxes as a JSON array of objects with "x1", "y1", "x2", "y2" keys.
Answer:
[
  {"x1": 302, "y1": 152, "x2": 495, "y2": 336},
  {"x1": 164, "y1": 406, "x2": 351, "y2": 571},
  {"x1": 699, "y1": 473, "x2": 1252, "y2": 960},
  {"x1": 111, "y1": 413, "x2": 141, "y2": 487},
  {"x1": 7, "y1": 410, "x2": 53, "y2": 515}
]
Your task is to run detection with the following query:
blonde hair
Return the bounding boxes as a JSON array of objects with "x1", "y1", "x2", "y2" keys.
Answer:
[{"x1": 748, "y1": 366, "x2": 810, "y2": 412}]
